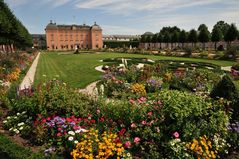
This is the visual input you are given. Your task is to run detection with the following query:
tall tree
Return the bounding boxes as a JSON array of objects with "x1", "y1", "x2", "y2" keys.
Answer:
[
  {"x1": 224, "y1": 23, "x2": 238, "y2": 47},
  {"x1": 188, "y1": 29, "x2": 198, "y2": 47},
  {"x1": 211, "y1": 26, "x2": 223, "y2": 50},
  {"x1": 157, "y1": 33, "x2": 163, "y2": 49},
  {"x1": 198, "y1": 24, "x2": 210, "y2": 50},
  {"x1": 171, "y1": 30, "x2": 179, "y2": 48},
  {"x1": 214, "y1": 21, "x2": 230, "y2": 38},
  {"x1": 179, "y1": 30, "x2": 187, "y2": 48},
  {"x1": 146, "y1": 36, "x2": 152, "y2": 43},
  {"x1": 152, "y1": 34, "x2": 158, "y2": 43},
  {"x1": 163, "y1": 32, "x2": 171, "y2": 48}
]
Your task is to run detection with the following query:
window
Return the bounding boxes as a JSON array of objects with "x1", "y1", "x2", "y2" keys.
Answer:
[
  {"x1": 76, "y1": 34, "x2": 79, "y2": 41},
  {"x1": 51, "y1": 34, "x2": 54, "y2": 41},
  {"x1": 70, "y1": 34, "x2": 73, "y2": 41},
  {"x1": 65, "y1": 34, "x2": 68, "y2": 41},
  {"x1": 60, "y1": 34, "x2": 63, "y2": 41}
]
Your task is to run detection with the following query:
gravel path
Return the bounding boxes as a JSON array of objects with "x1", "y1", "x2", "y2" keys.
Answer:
[{"x1": 19, "y1": 52, "x2": 41, "y2": 90}]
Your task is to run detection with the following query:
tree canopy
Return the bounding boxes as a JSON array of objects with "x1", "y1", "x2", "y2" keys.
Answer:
[{"x1": 0, "y1": 0, "x2": 32, "y2": 48}]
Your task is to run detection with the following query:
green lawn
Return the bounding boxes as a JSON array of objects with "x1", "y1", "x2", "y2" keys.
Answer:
[{"x1": 35, "y1": 52, "x2": 236, "y2": 88}]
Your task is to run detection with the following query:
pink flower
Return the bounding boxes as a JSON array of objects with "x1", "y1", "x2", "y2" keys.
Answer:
[
  {"x1": 58, "y1": 127, "x2": 63, "y2": 131},
  {"x1": 57, "y1": 133, "x2": 62, "y2": 137},
  {"x1": 134, "y1": 137, "x2": 140, "y2": 144},
  {"x1": 173, "y1": 132, "x2": 180, "y2": 138},
  {"x1": 131, "y1": 123, "x2": 136, "y2": 128},
  {"x1": 129, "y1": 99, "x2": 135, "y2": 104},
  {"x1": 147, "y1": 111, "x2": 153, "y2": 116},
  {"x1": 97, "y1": 109, "x2": 100, "y2": 114},
  {"x1": 149, "y1": 120, "x2": 154, "y2": 126},
  {"x1": 124, "y1": 141, "x2": 131, "y2": 148},
  {"x1": 141, "y1": 121, "x2": 147, "y2": 125}
]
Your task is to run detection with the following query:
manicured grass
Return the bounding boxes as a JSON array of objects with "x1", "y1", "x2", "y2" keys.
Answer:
[{"x1": 35, "y1": 52, "x2": 236, "y2": 88}]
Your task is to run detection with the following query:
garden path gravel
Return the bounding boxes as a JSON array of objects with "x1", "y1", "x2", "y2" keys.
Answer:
[{"x1": 19, "y1": 52, "x2": 40, "y2": 90}]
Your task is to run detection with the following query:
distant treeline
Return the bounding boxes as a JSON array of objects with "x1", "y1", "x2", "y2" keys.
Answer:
[{"x1": 141, "y1": 21, "x2": 239, "y2": 50}]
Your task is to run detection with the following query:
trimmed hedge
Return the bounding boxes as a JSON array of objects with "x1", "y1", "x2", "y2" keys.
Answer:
[{"x1": 103, "y1": 41, "x2": 139, "y2": 48}]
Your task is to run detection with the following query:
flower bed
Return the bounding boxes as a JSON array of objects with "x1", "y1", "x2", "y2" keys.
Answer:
[{"x1": 1, "y1": 59, "x2": 239, "y2": 158}]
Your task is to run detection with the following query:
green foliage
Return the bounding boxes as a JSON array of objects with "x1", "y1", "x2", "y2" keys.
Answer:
[
  {"x1": 224, "y1": 24, "x2": 238, "y2": 44},
  {"x1": 0, "y1": 1, "x2": 32, "y2": 48},
  {"x1": 0, "y1": 134, "x2": 45, "y2": 159},
  {"x1": 158, "y1": 90, "x2": 229, "y2": 141}
]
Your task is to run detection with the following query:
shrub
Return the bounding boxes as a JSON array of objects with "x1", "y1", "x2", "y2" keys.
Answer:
[{"x1": 210, "y1": 75, "x2": 239, "y2": 120}]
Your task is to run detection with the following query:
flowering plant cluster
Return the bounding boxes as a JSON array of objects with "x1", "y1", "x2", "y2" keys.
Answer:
[
  {"x1": 186, "y1": 135, "x2": 218, "y2": 159},
  {"x1": 3, "y1": 111, "x2": 32, "y2": 137},
  {"x1": 71, "y1": 128, "x2": 126, "y2": 159},
  {"x1": 130, "y1": 83, "x2": 146, "y2": 95},
  {"x1": 34, "y1": 115, "x2": 88, "y2": 149}
]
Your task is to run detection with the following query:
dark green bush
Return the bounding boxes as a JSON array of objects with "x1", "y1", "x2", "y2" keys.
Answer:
[{"x1": 210, "y1": 75, "x2": 239, "y2": 120}]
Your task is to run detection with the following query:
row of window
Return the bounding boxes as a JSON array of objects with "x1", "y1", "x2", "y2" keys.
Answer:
[
  {"x1": 50, "y1": 34, "x2": 98, "y2": 40},
  {"x1": 50, "y1": 44, "x2": 99, "y2": 50}
]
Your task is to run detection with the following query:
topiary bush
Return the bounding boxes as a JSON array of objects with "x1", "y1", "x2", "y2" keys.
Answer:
[{"x1": 210, "y1": 75, "x2": 239, "y2": 120}]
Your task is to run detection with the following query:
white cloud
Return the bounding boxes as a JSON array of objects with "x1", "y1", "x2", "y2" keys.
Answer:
[{"x1": 75, "y1": 0, "x2": 224, "y2": 15}]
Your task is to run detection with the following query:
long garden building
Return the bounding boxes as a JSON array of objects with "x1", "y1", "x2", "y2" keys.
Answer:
[{"x1": 45, "y1": 21, "x2": 103, "y2": 50}]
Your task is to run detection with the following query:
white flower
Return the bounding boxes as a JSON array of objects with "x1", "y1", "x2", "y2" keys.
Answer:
[
  {"x1": 3, "y1": 120, "x2": 7, "y2": 123},
  {"x1": 127, "y1": 153, "x2": 131, "y2": 157},
  {"x1": 15, "y1": 130, "x2": 20, "y2": 134},
  {"x1": 17, "y1": 122, "x2": 24, "y2": 126},
  {"x1": 68, "y1": 131, "x2": 75, "y2": 136},
  {"x1": 22, "y1": 111, "x2": 26, "y2": 114},
  {"x1": 75, "y1": 128, "x2": 87, "y2": 133},
  {"x1": 74, "y1": 140, "x2": 78, "y2": 144},
  {"x1": 19, "y1": 127, "x2": 24, "y2": 130},
  {"x1": 14, "y1": 116, "x2": 17, "y2": 119},
  {"x1": 17, "y1": 113, "x2": 20, "y2": 116},
  {"x1": 7, "y1": 116, "x2": 11, "y2": 119},
  {"x1": 68, "y1": 136, "x2": 74, "y2": 141},
  {"x1": 9, "y1": 128, "x2": 13, "y2": 131},
  {"x1": 43, "y1": 74, "x2": 46, "y2": 77}
]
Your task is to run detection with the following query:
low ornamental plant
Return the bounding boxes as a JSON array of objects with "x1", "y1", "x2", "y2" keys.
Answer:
[
  {"x1": 71, "y1": 128, "x2": 126, "y2": 159},
  {"x1": 3, "y1": 111, "x2": 33, "y2": 137}
]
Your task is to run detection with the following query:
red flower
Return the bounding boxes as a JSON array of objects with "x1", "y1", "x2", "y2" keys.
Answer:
[
  {"x1": 66, "y1": 118, "x2": 72, "y2": 122},
  {"x1": 100, "y1": 117, "x2": 105, "y2": 122},
  {"x1": 57, "y1": 133, "x2": 62, "y2": 137},
  {"x1": 47, "y1": 117, "x2": 51, "y2": 121},
  {"x1": 42, "y1": 119, "x2": 46, "y2": 123},
  {"x1": 90, "y1": 120, "x2": 96, "y2": 124},
  {"x1": 119, "y1": 128, "x2": 126, "y2": 136},
  {"x1": 73, "y1": 125, "x2": 79, "y2": 130}
]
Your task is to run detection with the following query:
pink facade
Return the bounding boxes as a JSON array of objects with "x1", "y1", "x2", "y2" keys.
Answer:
[{"x1": 45, "y1": 21, "x2": 103, "y2": 50}]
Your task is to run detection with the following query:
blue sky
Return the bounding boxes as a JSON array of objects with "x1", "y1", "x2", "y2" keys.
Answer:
[{"x1": 4, "y1": 0, "x2": 239, "y2": 35}]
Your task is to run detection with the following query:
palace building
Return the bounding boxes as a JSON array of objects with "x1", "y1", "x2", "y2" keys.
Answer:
[{"x1": 45, "y1": 21, "x2": 103, "y2": 50}]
